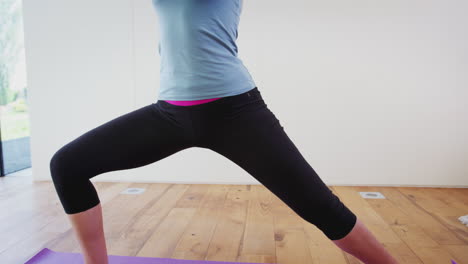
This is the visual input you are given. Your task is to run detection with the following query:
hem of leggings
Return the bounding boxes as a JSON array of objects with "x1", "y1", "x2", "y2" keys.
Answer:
[{"x1": 329, "y1": 213, "x2": 358, "y2": 241}]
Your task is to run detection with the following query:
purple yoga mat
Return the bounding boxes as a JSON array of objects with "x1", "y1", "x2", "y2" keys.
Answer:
[{"x1": 25, "y1": 248, "x2": 275, "y2": 264}]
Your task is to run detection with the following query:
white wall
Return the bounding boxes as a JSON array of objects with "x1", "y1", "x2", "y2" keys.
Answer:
[{"x1": 23, "y1": 0, "x2": 468, "y2": 187}]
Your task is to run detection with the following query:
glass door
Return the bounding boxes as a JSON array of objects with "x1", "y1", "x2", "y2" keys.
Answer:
[{"x1": 0, "y1": 0, "x2": 31, "y2": 176}]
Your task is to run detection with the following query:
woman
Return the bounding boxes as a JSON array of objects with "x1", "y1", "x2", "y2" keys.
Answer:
[{"x1": 49, "y1": 1, "x2": 399, "y2": 263}]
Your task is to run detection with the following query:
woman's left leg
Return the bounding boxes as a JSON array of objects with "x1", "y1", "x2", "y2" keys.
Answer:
[{"x1": 201, "y1": 89, "x2": 398, "y2": 263}]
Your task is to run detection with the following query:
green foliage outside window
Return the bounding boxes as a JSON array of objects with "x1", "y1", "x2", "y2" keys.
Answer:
[{"x1": 0, "y1": 0, "x2": 24, "y2": 106}]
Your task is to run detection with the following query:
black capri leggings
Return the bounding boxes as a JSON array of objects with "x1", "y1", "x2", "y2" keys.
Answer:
[{"x1": 49, "y1": 87, "x2": 357, "y2": 240}]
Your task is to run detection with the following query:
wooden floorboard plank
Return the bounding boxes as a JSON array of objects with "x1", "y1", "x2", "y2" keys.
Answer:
[
  {"x1": 137, "y1": 207, "x2": 197, "y2": 258},
  {"x1": 237, "y1": 185, "x2": 277, "y2": 263},
  {"x1": 271, "y1": 189, "x2": 314, "y2": 264},
  {"x1": 443, "y1": 245, "x2": 468, "y2": 263},
  {"x1": 398, "y1": 187, "x2": 468, "y2": 244},
  {"x1": 374, "y1": 186, "x2": 464, "y2": 245},
  {"x1": 205, "y1": 185, "x2": 249, "y2": 262},
  {"x1": 106, "y1": 183, "x2": 187, "y2": 257},
  {"x1": 169, "y1": 185, "x2": 230, "y2": 260}
]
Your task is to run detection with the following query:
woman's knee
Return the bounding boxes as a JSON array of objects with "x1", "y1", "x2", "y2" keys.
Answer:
[
  {"x1": 50, "y1": 146, "x2": 75, "y2": 183},
  {"x1": 50, "y1": 147, "x2": 68, "y2": 183},
  {"x1": 49, "y1": 143, "x2": 92, "y2": 186},
  {"x1": 49, "y1": 145, "x2": 101, "y2": 214}
]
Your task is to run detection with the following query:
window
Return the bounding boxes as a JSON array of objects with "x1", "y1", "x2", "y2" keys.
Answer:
[{"x1": 0, "y1": 0, "x2": 31, "y2": 176}]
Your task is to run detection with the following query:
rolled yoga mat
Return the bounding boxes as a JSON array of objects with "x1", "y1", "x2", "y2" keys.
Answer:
[{"x1": 25, "y1": 248, "x2": 275, "y2": 264}]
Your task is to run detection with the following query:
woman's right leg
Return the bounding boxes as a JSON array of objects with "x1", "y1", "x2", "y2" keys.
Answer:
[
  {"x1": 49, "y1": 102, "x2": 192, "y2": 264},
  {"x1": 201, "y1": 88, "x2": 398, "y2": 263}
]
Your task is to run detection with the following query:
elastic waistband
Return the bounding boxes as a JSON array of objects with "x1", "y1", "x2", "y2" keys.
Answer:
[{"x1": 156, "y1": 87, "x2": 260, "y2": 111}]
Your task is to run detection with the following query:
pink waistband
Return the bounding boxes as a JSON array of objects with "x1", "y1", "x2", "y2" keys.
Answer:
[{"x1": 163, "y1": 97, "x2": 222, "y2": 106}]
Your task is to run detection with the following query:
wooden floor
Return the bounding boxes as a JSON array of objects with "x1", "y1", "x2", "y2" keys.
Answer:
[{"x1": 1, "y1": 169, "x2": 467, "y2": 264}]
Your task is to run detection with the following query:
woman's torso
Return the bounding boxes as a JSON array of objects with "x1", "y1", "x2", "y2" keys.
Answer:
[{"x1": 151, "y1": 0, "x2": 256, "y2": 104}]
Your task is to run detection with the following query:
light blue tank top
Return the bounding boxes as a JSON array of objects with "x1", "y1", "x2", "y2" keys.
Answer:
[{"x1": 151, "y1": 0, "x2": 256, "y2": 100}]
